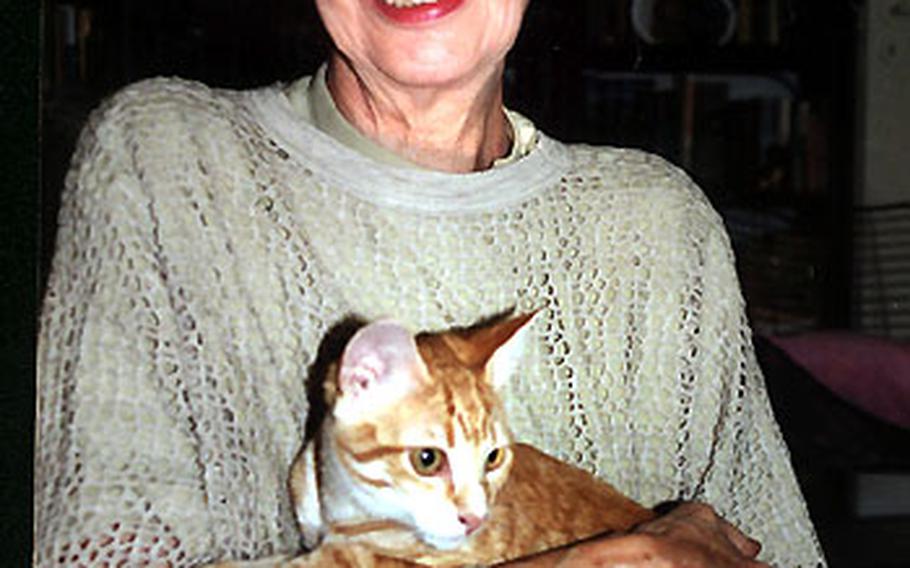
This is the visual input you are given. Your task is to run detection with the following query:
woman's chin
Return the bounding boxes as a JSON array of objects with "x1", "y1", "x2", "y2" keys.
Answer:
[
  {"x1": 381, "y1": 61, "x2": 478, "y2": 89},
  {"x1": 372, "y1": 42, "x2": 500, "y2": 90}
]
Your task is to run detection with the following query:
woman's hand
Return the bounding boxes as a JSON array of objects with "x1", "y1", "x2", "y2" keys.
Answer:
[
  {"x1": 560, "y1": 502, "x2": 766, "y2": 567},
  {"x1": 506, "y1": 502, "x2": 768, "y2": 567}
]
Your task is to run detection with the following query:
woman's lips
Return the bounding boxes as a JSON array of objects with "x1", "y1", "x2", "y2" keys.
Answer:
[{"x1": 374, "y1": 0, "x2": 466, "y2": 25}]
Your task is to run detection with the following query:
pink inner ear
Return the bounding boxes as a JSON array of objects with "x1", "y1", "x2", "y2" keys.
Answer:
[
  {"x1": 342, "y1": 354, "x2": 385, "y2": 396},
  {"x1": 338, "y1": 321, "x2": 421, "y2": 400}
]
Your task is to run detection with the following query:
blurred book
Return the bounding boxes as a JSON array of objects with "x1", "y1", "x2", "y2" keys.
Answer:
[{"x1": 50, "y1": 3, "x2": 96, "y2": 92}]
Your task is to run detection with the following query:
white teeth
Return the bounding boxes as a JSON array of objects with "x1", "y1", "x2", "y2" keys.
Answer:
[{"x1": 384, "y1": 0, "x2": 440, "y2": 7}]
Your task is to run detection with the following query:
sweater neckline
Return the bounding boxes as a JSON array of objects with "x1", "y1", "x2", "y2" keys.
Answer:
[
  {"x1": 243, "y1": 84, "x2": 571, "y2": 214},
  {"x1": 285, "y1": 65, "x2": 540, "y2": 172}
]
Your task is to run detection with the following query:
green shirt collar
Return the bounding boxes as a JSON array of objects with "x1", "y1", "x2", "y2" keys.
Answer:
[{"x1": 285, "y1": 64, "x2": 538, "y2": 171}]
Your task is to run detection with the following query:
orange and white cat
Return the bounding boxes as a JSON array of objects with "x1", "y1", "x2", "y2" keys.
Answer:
[
  {"x1": 212, "y1": 313, "x2": 653, "y2": 567},
  {"x1": 289, "y1": 313, "x2": 654, "y2": 566}
]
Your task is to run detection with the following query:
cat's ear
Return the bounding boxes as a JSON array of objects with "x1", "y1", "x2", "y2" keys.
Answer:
[
  {"x1": 334, "y1": 320, "x2": 427, "y2": 419},
  {"x1": 485, "y1": 311, "x2": 538, "y2": 390},
  {"x1": 445, "y1": 311, "x2": 538, "y2": 391}
]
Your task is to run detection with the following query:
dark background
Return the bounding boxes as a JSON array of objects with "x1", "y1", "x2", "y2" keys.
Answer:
[
  {"x1": 1, "y1": 0, "x2": 39, "y2": 566},
  {"x1": 3, "y1": 0, "x2": 907, "y2": 566}
]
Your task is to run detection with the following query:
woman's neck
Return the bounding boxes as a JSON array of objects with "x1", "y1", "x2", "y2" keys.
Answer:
[{"x1": 325, "y1": 54, "x2": 512, "y2": 173}]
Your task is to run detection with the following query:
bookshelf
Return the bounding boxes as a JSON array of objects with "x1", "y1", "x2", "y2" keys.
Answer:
[{"x1": 505, "y1": 0, "x2": 857, "y2": 334}]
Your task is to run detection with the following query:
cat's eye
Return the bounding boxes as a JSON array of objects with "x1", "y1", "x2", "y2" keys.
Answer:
[
  {"x1": 485, "y1": 447, "x2": 507, "y2": 471},
  {"x1": 409, "y1": 448, "x2": 445, "y2": 476}
]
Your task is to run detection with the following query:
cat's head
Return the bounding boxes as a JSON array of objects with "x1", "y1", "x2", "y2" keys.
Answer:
[{"x1": 324, "y1": 313, "x2": 535, "y2": 550}]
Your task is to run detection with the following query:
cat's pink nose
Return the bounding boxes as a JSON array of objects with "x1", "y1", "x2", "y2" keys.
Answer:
[{"x1": 458, "y1": 513, "x2": 484, "y2": 535}]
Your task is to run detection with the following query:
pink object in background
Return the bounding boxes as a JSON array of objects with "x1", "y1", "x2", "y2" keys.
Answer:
[{"x1": 768, "y1": 332, "x2": 910, "y2": 430}]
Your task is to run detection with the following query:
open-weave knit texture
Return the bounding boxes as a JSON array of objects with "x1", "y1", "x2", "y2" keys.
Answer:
[{"x1": 36, "y1": 78, "x2": 825, "y2": 567}]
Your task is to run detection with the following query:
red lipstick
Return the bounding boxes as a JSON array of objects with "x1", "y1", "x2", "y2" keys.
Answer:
[{"x1": 374, "y1": 0, "x2": 466, "y2": 25}]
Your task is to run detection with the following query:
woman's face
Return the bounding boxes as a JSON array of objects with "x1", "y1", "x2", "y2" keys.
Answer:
[{"x1": 315, "y1": 0, "x2": 530, "y2": 88}]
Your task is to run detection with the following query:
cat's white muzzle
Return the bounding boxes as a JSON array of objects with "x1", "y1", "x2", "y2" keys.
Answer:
[
  {"x1": 414, "y1": 507, "x2": 487, "y2": 549},
  {"x1": 419, "y1": 528, "x2": 470, "y2": 550}
]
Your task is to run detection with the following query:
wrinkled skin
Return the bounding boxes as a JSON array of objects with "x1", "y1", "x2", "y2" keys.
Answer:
[
  {"x1": 312, "y1": 0, "x2": 530, "y2": 171},
  {"x1": 501, "y1": 502, "x2": 767, "y2": 567}
]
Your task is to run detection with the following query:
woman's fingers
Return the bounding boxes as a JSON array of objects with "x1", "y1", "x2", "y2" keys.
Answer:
[
  {"x1": 508, "y1": 501, "x2": 766, "y2": 567},
  {"x1": 626, "y1": 501, "x2": 769, "y2": 567},
  {"x1": 724, "y1": 525, "x2": 761, "y2": 558},
  {"x1": 552, "y1": 531, "x2": 768, "y2": 568},
  {"x1": 660, "y1": 502, "x2": 761, "y2": 557}
]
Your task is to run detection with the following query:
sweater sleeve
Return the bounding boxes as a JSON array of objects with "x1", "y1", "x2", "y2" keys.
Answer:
[
  {"x1": 667, "y1": 177, "x2": 825, "y2": 566},
  {"x1": 36, "y1": 92, "x2": 216, "y2": 567}
]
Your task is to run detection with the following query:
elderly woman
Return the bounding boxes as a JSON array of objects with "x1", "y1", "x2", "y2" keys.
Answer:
[{"x1": 35, "y1": 0, "x2": 823, "y2": 566}]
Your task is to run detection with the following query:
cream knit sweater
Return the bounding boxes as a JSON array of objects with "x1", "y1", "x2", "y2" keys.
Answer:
[{"x1": 36, "y1": 77, "x2": 825, "y2": 567}]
